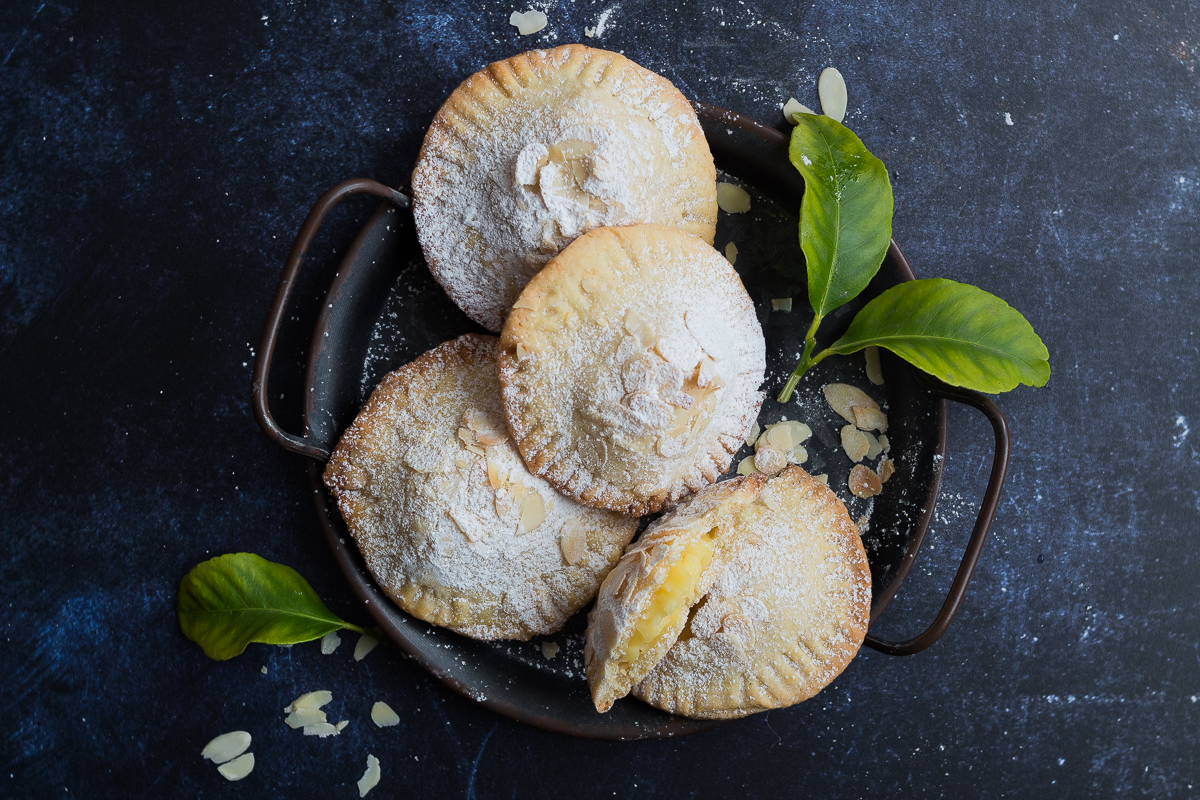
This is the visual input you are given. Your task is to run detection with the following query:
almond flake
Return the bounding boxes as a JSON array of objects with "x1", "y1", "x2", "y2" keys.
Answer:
[
  {"x1": 744, "y1": 422, "x2": 761, "y2": 447},
  {"x1": 515, "y1": 342, "x2": 532, "y2": 360},
  {"x1": 770, "y1": 297, "x2": 793, "y2": 312},
  {"x1": 879, "y1": 434, "x2": 890, "y2": 452},
  {"x1": 716, "y1": 182, "x2": 751, "y2": 213},
  {"x1": 519, "y1": 491, "x2": 546, "y2": 533},
  {"x1": 284, "y1": 691, "x2": 332, "y2": 714},
  {"x1": 303, "y1": 722, "x2": 340, "y2": 738},
  {"x1": 581, "y1": 276, "x2": 600, "y2": 293},
  {"x1": 371, "y1": 701, "x2": 400, "y2": 727},
  {"x1": 353, "y1": 634, "x2": 379, "y2": 661},
  {"x1": 818, "y1": 67, "x2": 848, "y2": 122},
  {"x1": 753, "y1": 445, "x2": 787, "y2": 476},
  {"x1": 864, "y1": 346, "x2": 884, "y2": 385},
  {"x1": 512, "y1": 294, "x2": 538, "y2": 310},
  {"x1": 736, "y1": 455, "x2": 758, "y2": 475},
  {"x1": 852, "y1": 405, "x2": 888, "y2": 433},
  {"x1": 782, "y1": 97, "x2": 816, "y2": 123},
  {"x1": 724, "y1": 241, "x2": 739, "y2": 265},
  {"x1": 486, "y1": 456, "x2": 503, "y2": 489},
  {"x1": 814, "y1": 473, "x2": 829, "y2": 484},
  {"x1": 879, "y1": 458, "x2": 896, "y2": 483},
  {"x1": 824, "y1": 383, "x2": 879, "y2": 424},
  {"x1": 841, "y1": 425, "x2": 870, "y2": 462},
  {"x1": 448, "y1": 506, "x2": 485, "y2": 542},
  {"x1": 849, "y1": 464, "x2": 882, "y2": 498},
  {"x1": 509, "y1": 9, "x2": 547, "y2": 35},
  {"x1": 320, "y1": 630, "x2": 341, "y2": 654},
  {"x1": 559, "y1": 523, "x2": 588, "y2": 565},
  {"x1": 284, "y1": 707, "x2": 327, "y2": 729},
  {"x1": 788, "y1": 445, "x2": 808, "y2": 464},
  {"x1": 201, "y1": 731, "x2": 251, "y2": 764},
  {"x1": 217, "y1": 752, "x2": 255, "y2": 781},
  {"x1": 864, "y1": 431, "x2": 883, "y2": 460}
]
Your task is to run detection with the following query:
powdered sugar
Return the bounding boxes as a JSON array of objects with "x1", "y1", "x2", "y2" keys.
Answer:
[
  {"x1": 324, "y1": 335, "x2": 637, "y2": 640},
  {"x1": 412, "y1": 46, "x2": 715, "y2": 332}
]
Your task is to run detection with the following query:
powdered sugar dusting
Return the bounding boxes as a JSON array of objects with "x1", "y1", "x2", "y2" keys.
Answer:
[
  {"x1": 412, "y1": 45, "x2": 716, "y2": 332},
  {"x1": 633, "y1": 467, "x2": 871, "y2": 718},
  {"x1": 324, "y1": 335, "x2": 637, "y2": 640},
  {"x1": 499, "y1": 225, "x2": 765, "y2": 516}
]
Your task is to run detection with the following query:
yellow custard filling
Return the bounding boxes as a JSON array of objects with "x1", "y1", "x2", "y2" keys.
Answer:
[{"x1": 619, "y1": 531, "x2": 716, "y2": 663}]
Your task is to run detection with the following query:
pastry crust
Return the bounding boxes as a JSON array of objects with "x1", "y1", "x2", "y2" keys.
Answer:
[
  {"x1": 633, "y1": 467, "x2": 872, "y2": 718},
  {"x1": 323, "y1": 334, "x2": 639, "y2": 641},
  {"x1": 584, "y1": 476, "x2": 766, "y2": 713},
  {"x1": 498, "y1": 224, "x2": 766, "y2": 516},
  {"x1": 411, "y1": 45, "x2": 718, "y2": 332}
]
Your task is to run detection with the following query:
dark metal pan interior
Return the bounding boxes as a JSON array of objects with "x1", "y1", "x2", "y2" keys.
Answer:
[{"x1": 299, "y1": 106, "x2": 946, "y2": 739}]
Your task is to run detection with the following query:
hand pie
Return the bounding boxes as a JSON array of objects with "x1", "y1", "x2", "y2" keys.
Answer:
[
  {"x1": 411, "y1": 45, "x2": 717, "y2": 332},
  {"x1": 498, "y1": 224, "x2": 766, "y2": 517},
  {"x1": 585, "y1": 467, "x2": 871, "y2": 717},
  {"x1": 323, "y1": 334, "x2": 639, "y2": 641}
]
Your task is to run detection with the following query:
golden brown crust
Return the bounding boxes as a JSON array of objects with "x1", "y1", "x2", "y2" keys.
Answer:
[
  {"x1": 412, "y1": 46, "x2": 718, "y2": 332},
  {"x1": 497, "y1": 224, "x2": 765, "y2": 517},
  {"x1": 631, "y1": 467, "x2": 871, "y2": 718},
  {"x1": 324, "y1": 334, "x2": 639, "y2": 641}
]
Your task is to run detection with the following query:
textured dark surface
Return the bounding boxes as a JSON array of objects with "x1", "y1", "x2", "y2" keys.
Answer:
[{"x1": 2, "y1": 1, "x2": 1197, "y2": 797}]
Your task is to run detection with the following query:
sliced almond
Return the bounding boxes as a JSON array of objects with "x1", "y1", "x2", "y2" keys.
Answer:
[
  {"x1": 724, "y1": 241, "x2": 739, "y2": 265},
  {"x1": 787, "y1": 445, "x2": 808, "y2": 464},
  {"x1": 770, "y1": 297, "x2": 792, "y2": 312},
  {"x1": 716, "y1": 182, "x2": 751, "y2": 213},
  {"x1": 864, "y1": 346, "x2": 884, "y2": 385},
  {"x1": 581, "y1": 276, "x2": 600, "y2": 293},
  {"x1": 217, "y1": 752, "x2": 255, "y2": 781},
  {"x1": 302, "y1": 722, "x2": 340, "y2": 738},
  {"x1": 475, "y1": 429, "x2": 508, "y2": 446},
  {"x1": 852, "y1": 405, "x2": 889, "y2": 433},
  {"x1": 509, "y1": 9, "x2": 548, "y2": 35},
  {"x1": 357, "y1": 754, "x2": 381, "y2": 797},
  {"x1": 764, "y1": 423, "x2": 794, "y2": 451},
  {"x1": 744, "y1": 422, "x2": 761, "y2": 447},
  {"x1": 840, "y1": 425, "x2": 870, "y2": 462},
  {"x1": 879, "y1": 458, "x2": 896, "y2": 483},
  {"x1": 818, "y1": 67, "x2": 848, "y2": 122},
  {"x1": 849, "y1": 464, "x2": 882, "y2": 498},
  {"x1": 879, "y1": 434, "x2": 890, "y2": 452},
  {"x1": 864, "y1": 431, "x2": 883, "y2": 460},
  {"x1": 814, "y1": 473, "x2": 829, "y2": 484},
  {"x1": 824, "y1": 383, "x2": 879, "y2": 424},
  {"x1": 353, "y1": 634, "x2": 379, "y2": 661},
  {"x1": 448, "y1": 506, "x2": 485, "y2": 542},
  {"x1": 201, "y1": 731, "x2": 251, "y2": 764},
  {"x1": 371, "y1": 701, "x2": 400, "y2": 727},
  {"x1": 512, "y1": 294, "x2": 538, "y2": 310},
  {"x1": 782, "y1": 97, "x2": 816, "y2": 123},
  {"x1": 457, "y1": 426, "x2": 478, "y2": 447},
  {"x1": 285, "y1": 691, "x2": 332, "y2": 714},
  {"x1": 736, "y1": 455, "x2": 758, "y2": 475},
  {"x1": 519, "y1": 491, "x2": 546, "y2": 534},
  {"x1": 515, "y1": 342, "x2": 532, "y2": 361},
  {"x1": 485, "y1": 456, "x2": 504, "y2": 489},
  {"x1": 559, "y1": 523, "x2": 588, "y2": 565},
  {"x1": 753, "y1": 445, "x2": 787, "y2": 477}
]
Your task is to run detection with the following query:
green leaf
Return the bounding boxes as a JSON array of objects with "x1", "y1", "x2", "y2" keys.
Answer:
[
  {"x1": 790, "y1": 114, "x2": 894, "y2": 318},
  {"x1": 828, "y1": 278, "x2": 1050, "y2": 393},
  {"x1": 178, "y1": 553, "x2": 358, "y2": 660}
]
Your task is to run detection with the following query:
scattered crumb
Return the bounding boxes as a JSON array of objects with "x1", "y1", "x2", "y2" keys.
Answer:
[
  {"x1": 541, "y1": 641, "x2": 559, "y2": 659},
  {"x1": 509, "y1": 9, "x2": 547, "y2": 35},
  {"x1": 584, "y1": 6, "x2": 617, "y2": 38},
  {"x1": 320, "y1": 630, "x2": 342, "y2": 655},
  {"x1": 879, "y1": 458, "x2": 895, "y2": 483},
  {"x1": 1004, "y1": 112, "x2": 1014, "y2": 126},
  {"x1": 260, "y1": 666, "x2": 268, "y2": 674},
  {"x1": 358, "y1": 754, "x2": 381, "y2": 797}
]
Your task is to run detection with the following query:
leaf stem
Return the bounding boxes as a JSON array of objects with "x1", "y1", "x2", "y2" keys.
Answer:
[
  {"x1": 777, "y1": 314, "x2": 824, "y2": 403},
  {"x1": 341, "y1": 622, "x2": 367, "y2": 636}
]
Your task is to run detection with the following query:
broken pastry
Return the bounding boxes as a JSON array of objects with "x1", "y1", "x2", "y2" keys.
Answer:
[
  {"x1": 585, "y1": 466, "x2": 871, "y2": 717},
  {"x1": 498, "y1": 224, "x2": 766, "y2": 516},
  {"x1": 323, "y1": 334, "x2": 638, "y2": 640}
]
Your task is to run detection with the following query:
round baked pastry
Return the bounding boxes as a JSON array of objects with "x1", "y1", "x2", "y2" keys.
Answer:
[
  {"x1": 323, "y1": 334, "x2": 639, "y2": 641},
  {"x1": 585, "y1": 467, "x2": 871, "y2": 717},
  {"x1": 498, "y1": 224, "x2": 765, "y2": 516},
  {"x1": 411, "y1": 44, "x2": 718, "y2": 332}
]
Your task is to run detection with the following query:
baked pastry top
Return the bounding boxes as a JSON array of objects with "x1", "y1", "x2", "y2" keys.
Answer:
[
  {"x1": 411, "y1": 44, "x2": 718, "y2": 332},
  {"x1": 498, "y1": 224, "x2": 766, "y2": 517},
  {"x1": 585, "y1": 467, "x2": 871, "y2": 717},
  {"x1": 323, "y1": 334, "x2": 639, "y2": 641}
]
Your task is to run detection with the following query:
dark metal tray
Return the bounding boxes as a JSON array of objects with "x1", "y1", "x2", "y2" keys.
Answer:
[{"x1": 252, "y1": 103, "x2": 1010, "y2": 740}]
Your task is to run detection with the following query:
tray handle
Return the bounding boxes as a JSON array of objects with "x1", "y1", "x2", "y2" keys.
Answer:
[
  {"x1": 252, "y1": 178, "x2": 411, "y2": 461},
  {"x1": 864, "y1": 383, "x2": 1011, "y2": 655}
]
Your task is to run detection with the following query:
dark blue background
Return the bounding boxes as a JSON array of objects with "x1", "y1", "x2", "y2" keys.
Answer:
[{"x1": 2, "y1": 1, "x2": 1197, "y2": 797}]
